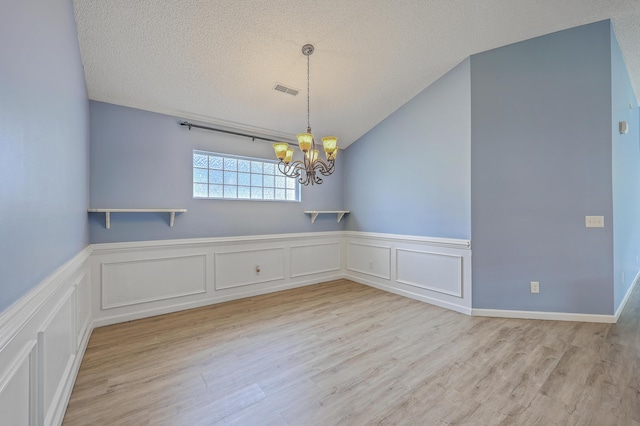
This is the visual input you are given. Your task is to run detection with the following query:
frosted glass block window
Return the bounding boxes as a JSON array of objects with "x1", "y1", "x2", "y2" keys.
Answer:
[{"x1": 193, "y1": 150, "x2": 300, "y2": 202}]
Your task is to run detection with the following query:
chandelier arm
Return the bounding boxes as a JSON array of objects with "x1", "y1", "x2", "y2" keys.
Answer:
[{"x1": 311, "y1": 159, "x2": 335, "y2": 176}]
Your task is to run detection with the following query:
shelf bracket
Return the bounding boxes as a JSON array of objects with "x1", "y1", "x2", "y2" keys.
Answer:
[
  {"x1": 170, "y1": 212, "x2": 176, "y2": 227},
  {"x1": 310, "y1": 212, "x2": 319, "y2": 224},
  {"x1": 337, "y1": 212, "x2": 346, "y2": 223},
  {"x1": 105, "y1": 212, "x2": 111, "y2": 229}
]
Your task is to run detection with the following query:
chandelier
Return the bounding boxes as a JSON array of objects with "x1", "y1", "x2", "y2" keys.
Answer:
[{"x1": 273, "y1": 44, "x2": 338, "y2": 186}]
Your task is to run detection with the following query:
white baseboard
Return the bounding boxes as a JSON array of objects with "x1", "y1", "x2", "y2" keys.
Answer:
[{"x1": 471, "y1": 308, "x2": 616, "y2": 323}]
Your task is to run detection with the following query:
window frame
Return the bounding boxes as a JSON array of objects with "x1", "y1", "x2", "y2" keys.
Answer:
[{"x1": 192, "y1": 150, "x2": 301, "y2": 202}]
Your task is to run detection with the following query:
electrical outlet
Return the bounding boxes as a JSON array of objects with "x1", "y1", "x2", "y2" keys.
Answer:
[
  {"x1": 585, "y1": 216, "x2": 604, "y2": 228},
  {"x1": 622, "y1": 272, "x2": 625, "y2": 284},
  {"x1": 530, "y1": 281, "x2": 540, "y2": 294}
]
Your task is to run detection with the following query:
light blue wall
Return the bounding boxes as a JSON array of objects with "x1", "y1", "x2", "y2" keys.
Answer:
[
  {"x1": 0, "y1": 0, "x2": 89, "y2": 312},
  {"x1": 471, "y1": 21, "x2": 614, "y2": 314},
  {"x1": 89, "y1": 101, "x2": 344, "y2": 243},
  {"x1": 611, "y1": 25, "x2": 640, "y2": 312},
  {"x1": 343, "y1": 58, "x2": 471, "y2": 239}
]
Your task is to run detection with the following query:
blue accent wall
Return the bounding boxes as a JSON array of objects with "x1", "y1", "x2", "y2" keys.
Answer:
[
  {"x1": 343, "y1": 58, "x2": 471, "y2": 239},
  {"x1": 89, "y1": 101, "x2": 345, "y2": 243},
  {"x1": 470, "y1": 21, "x2": 614, "y2": 314},
  {"x1": 0, "y1": 0, "x2": 90, "y2": 312},
  {"x1": 611, "y1": 25, "x2": 640, "y2": 312}
]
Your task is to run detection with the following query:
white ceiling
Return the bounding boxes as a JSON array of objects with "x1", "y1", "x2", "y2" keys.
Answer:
[{"x1": 73, "y1": 0, "x2": 640, "y2": 147}]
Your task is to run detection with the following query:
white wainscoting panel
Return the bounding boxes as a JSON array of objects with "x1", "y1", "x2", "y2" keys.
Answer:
[
  {"x1": 91, "y1": 232, "x2": 346, "y2": 326},
  {"x1": 396, "y1": 249, "x2": 463, "y2": 297},
  {"x1": 0, "y1": 247, "x2": 92, "y2": 426},
  {"x1": 40, "y1": 288, "x2": 76, "y2": 426},
  {"x1": 101, "y1": 254, "x2": 207, "y2": 309},
  {"x1": 75, "y1": 272, "x2": 91, "y2": 350},
  {"x1": 290, "y1": 242, "x2": 341, "y2": 278},
  {"x1": 0, "y1": 340, "x2": 37, "y2": 426},
  {"x1": 345, "y1": 232, "x2": 472, "y2": 314},
  {"x1": 347, "y1": 242, "x2": 391, "y2": 280},
  {"x1": 215, "y1": 247, "x2": 285, "y2": 290}
]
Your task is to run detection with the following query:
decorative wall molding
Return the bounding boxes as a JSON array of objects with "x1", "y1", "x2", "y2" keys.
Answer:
[
  {"x1": 396, "y1": 249, "x2": 463, "y2": 297},
  {"x1": 5, "y1": 229, "x2": 636, "y2": 425},
  {"x1": 91, "y1": 233, "x2": 347, "y2": 326},
  {"x1": 347, "y1": 242, "x2": 392, "y2": 280},
  {"x1": 345, "y1": 233, "x2": 472, "y2": 313},
  {"x1": 290, "y1": 242, "x2": 341, "y2": 278},
  {"x1": 0, "y1": 247, "x2": 92, "y2": 426},
  {"x1": 214, "y1": 247, "x2": 285, "y2": 290},
  {"x1": 101, "y1": 254, "x2": 207, "y2": 309},
  {"x1": 0, "y1": 340, "x2": 37, "y2": 425}
]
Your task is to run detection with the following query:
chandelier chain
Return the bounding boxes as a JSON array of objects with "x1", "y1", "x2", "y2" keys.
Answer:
[{"x1": 307, "y1": 53, "x2": 310, "y2": 131}]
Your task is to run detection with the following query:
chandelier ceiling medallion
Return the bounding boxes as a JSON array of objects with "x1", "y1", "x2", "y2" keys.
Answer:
[{"x1": 273, "y1": 44, "x2": 338, "y2": 186}]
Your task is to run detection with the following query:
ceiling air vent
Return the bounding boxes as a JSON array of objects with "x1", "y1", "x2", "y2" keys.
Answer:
[{"x1": 274, "y1": 83, "x2": 299, "y2": 96}]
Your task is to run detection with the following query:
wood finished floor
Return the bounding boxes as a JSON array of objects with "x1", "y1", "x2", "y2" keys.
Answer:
[{"x1": 63, "y1": 279, "x2": 640, "y2": 425}]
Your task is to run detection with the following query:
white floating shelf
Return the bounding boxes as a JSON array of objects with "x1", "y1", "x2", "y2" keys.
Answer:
[
  {"x1": 304, "y1": 210, "x2": 350, "y2": 224},
  {"x1": 88, "y1": 208, "x2": 187, "y2": 229}
]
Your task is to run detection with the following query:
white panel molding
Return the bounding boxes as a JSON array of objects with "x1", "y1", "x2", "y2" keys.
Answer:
[
  {"x1": 0, "y1": 246, "x2": 92, "y2": 426},
  {"x1": 396, "y1": 249, "x2": 463, "y2": 297},
  {"x1": 0, "y1": 340, "x2": 37, "y2": 426},
  {"x1": 347, "y1": 242, "x2": 392, "y2": 280},
  {"x1": 344, "y1": 231, "x2": 470, "y2": 249},
  {"x1": 214, "y1": 247, "x2": 285, "y2": 290},
  {"x1": 290, "y1": 242, "x2": 341, "y2": 278},
  {"x1": 471, "y1": 308, "x2": 616, "y2": 323},
  {"x1": 0, "y1": 246, "x2": 92, "y2": 351},
  {"x1": 346, "y1": 233, "x2": 472, "y2": 313},
  {"x1": 91, "y1": 231, "x2": 345, "y2": 254},
  {"x1": 101, "y1": 254, "x2": 207, "y2": 309},
  {"x1": 39, "y1": 287, "x2": 77, "y2": 426}
]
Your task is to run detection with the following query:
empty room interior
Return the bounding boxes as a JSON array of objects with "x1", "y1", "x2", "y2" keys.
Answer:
[{"x1": 3, "y1": 0, "x2": 640, "y2": 424}]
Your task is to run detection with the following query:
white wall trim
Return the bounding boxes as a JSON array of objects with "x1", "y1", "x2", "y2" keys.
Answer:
[
  {"x1": 0, "y1": 246, "x2": 92, "y2": 426},
  {"x1": 472, "y1": 308, "x2": 616, "y2": 323},
  {"x1": 615, "y1": 269, "x2": 640, "y2": 320},
  {"x1": 0, "y1": 246, "x2": 92, "y2": 351},
  {"x1": 344, "y1": 231, "x2": 470, "y2": 249},
  {"x1": 91, "y1": 231, "x2": 345, "y2": 253}
]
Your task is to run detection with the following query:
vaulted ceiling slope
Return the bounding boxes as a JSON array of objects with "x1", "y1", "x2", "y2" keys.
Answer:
[{"x1": 73, "y1": 0, "x2": 640, "y2": 147}]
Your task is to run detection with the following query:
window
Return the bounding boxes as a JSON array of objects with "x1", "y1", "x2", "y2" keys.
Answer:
[{"x1": 193, "y1": 150, "x2": 300, "y2": 201}]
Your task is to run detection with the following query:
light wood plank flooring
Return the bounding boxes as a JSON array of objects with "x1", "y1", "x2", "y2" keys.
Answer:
[{"x1": 63, "y1": 279, "x2": 640, "y2": 425}]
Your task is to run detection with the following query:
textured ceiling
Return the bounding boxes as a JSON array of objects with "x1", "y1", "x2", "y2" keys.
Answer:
[{"x1": 73, "y1": 0, "x2": 640, "y2": 147}]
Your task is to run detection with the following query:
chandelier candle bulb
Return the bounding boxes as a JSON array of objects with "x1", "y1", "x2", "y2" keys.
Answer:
[
  {"x1": 284, "y1": 149, "x2": 294, "y2": 164},
  {"x1": 297, "y1": 133, "x2": 313, "y2": 152},
  {"x1": 273, "y1": 143, "x2": 290, "y2": 160}
]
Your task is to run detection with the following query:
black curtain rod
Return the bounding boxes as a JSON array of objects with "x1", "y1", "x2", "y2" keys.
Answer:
[{"x1": 180, "y1": 121, "x2": 296, "y2": 145}]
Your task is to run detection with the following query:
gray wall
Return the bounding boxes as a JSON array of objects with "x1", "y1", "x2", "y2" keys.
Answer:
[
  {"x1": 89, "y1": 101, "x2": 345, "y2": 243},
  {"x1": 343, "y1": 58, "x2": 471, "y2": 240},
  {"x1": 470, "y1": 21, "x2": 614, "y2": 314},
  {"x1": 611, "y1": 24, "x2": 640, "y2": 311},
  {"x1": 0, "y1": 0, "x2": 90, "y2": 312}
]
